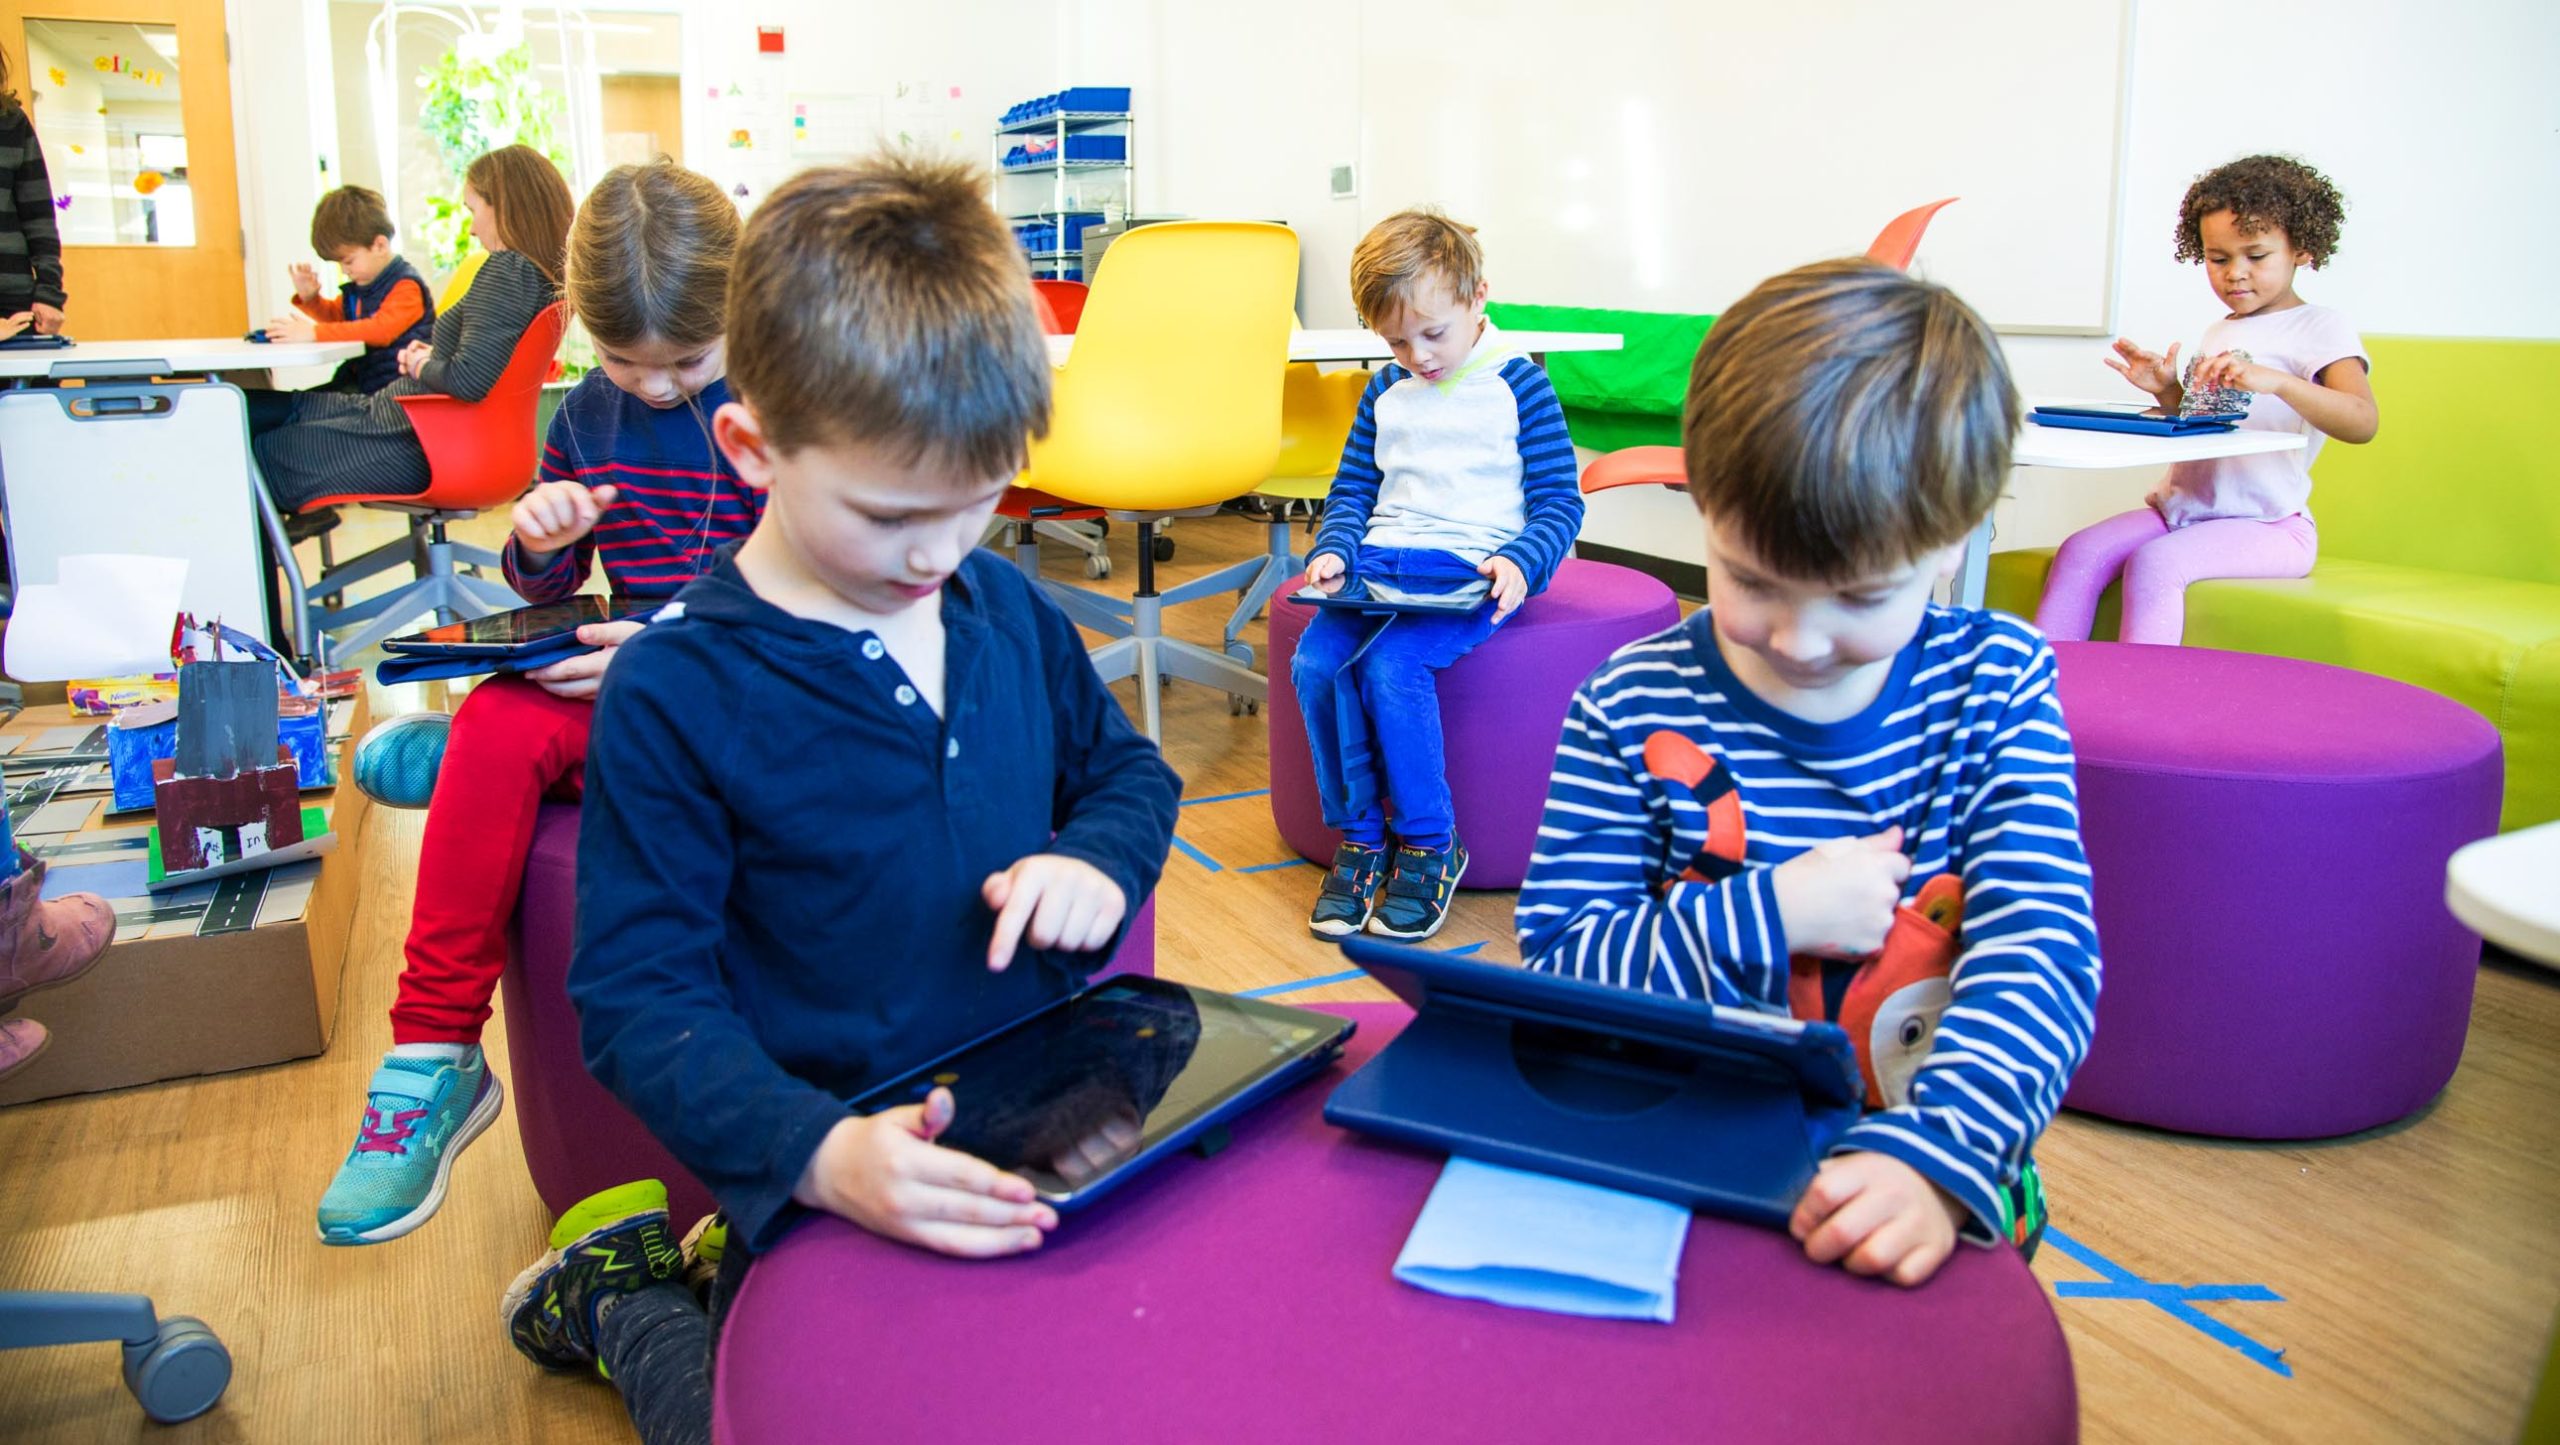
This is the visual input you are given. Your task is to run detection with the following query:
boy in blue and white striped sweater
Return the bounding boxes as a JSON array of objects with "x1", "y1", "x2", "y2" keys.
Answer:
[
  {"x1": 1517, "y1": 259, "x2": 2100, "y2": 1287},
  {"x1": 1297, "y1": 209, "x2": 1583, "y2": 943}
]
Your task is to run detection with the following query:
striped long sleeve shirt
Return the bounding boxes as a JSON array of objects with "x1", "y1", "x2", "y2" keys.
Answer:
[
  {"x1": 0, "y1": 104, "x2": 65, "y2": 315},
  {"x1": 1309, "y1": 321, "x2": 1583, "y2": 594},
  {"x1": 503, "y1": 373, "x2": 763, "y2": 601},
  {"x1": 1515, "y1": 606, "x2": 2101, "y2": 1241}
]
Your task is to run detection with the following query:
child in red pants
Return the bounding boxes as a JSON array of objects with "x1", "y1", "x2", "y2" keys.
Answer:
[{"x1": 319, "y1": 162, "x2": 763, "y2": 1245}]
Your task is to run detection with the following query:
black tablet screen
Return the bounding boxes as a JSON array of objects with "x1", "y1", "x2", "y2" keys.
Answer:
[{"x1": 861, "y1": 977, "x2": 1347, "y2": 1197}]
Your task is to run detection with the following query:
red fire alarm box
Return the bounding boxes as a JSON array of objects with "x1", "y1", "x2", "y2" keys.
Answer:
[{"x1": 757, "y1": 25, "x2": 784, "y2": 53}]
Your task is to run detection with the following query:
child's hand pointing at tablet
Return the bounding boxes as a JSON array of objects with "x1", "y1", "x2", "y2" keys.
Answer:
[{"x1": 982, "y1": 854, "x2": 1126, "y2": 971}]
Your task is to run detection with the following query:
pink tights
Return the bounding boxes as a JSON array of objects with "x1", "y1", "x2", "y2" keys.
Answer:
[{"x1": 2034, "y1": 508, "x2": 2317, "y2": 645}]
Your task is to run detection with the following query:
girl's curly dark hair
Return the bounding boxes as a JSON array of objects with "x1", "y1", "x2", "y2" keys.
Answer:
[{"x1": 2174, "y1": 154, "x2": 2346, "y2": 268}]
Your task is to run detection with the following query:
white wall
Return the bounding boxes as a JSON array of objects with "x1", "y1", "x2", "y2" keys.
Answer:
[{"x1": 229, "y1": 0, "x2": 340, "y2": 383}]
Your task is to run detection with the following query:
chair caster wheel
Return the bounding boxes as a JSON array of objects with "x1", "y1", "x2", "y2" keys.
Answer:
[
  {"x1": 123, "y1": 1316, "x2": 230, "y2": 1424},
  {"x1": 1153, "y1": 535, "x2": 1176, "y2": 563},
  {"x1": 1229, "y1": 696, "x2": 1259, "y2": 717},
  {"x1": 1085, "y1": 553, "x2": 1111, "y2": 579},
  {"x1": 1224, "y1": 639, "x2": 1255, "y2": 667}
]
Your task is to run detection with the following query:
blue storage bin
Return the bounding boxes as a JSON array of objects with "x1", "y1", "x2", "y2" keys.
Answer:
[
  {"x1": 1062, "y1": 135, "x2": 1125, "y2": 163},
  {"x1": 1057, "y1": 212, "x2": 1106, "y2": 250},
  {"x1": 1058, "y1": 86, "x2": 1130, "y2": 113}
]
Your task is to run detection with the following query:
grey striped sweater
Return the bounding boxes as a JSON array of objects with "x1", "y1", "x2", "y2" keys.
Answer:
[{"x1": 0, "y1": 103, "x2": 66, "y2": 315}]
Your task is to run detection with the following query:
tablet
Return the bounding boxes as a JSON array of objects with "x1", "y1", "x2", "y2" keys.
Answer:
[
  {"x1": 1289, "y1": 576, "x2": 1491, "y2": 616},
  {"x1": 380, "y1": 595, "x2": 661, "y2": 656},
  {"x1": 847, "y1": 976, "x2": 1356, "y2": 1209},
  {"x1": 0, "y1": 333, "x2": 72, "y2": 352},
  {"x1": 2029, "y1": 404, "x2": 2245, "y2": 437}
]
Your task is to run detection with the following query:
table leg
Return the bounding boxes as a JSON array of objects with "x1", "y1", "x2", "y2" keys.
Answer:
[{"x1": 1954, "y1": 514, "x2": 1993, "y2": 610}]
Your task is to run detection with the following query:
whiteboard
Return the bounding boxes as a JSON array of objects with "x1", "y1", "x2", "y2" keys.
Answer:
[{"x1": 1357, "y1": 0, "x2": 2130, "y2": 333}]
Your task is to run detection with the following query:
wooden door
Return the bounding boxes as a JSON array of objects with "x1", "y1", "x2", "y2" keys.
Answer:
[{"x1": 0, "y1": 0, "x2": 244, "y2": 340}]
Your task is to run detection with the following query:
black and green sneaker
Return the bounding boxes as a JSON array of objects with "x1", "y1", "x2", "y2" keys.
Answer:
[
  {"x1": 501, "y1": 1179, "x2": 684, "y2": 1375},
  {"x1": 1309, "y1": 841, "x2": 1388, "y2": 940},
  {"x1": 1368, "y1": 835, "x2": 1468, "y2": 941},
  {"x1": 679, "y1": 1212, "x2": 728, "y2": 1309},
  {"x1": 2001, "y1": 1158, "x2": 2051, "y2": 1262}
]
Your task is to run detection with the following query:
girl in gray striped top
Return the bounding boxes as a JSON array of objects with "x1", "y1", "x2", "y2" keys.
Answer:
[{"x1": 0, "y1": 51, "x2": 67, "y2": 335}]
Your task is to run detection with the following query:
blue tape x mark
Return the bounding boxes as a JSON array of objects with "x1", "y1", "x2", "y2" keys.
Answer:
[{"x1": 2043, "y1": 1228, "x2": 2291, "y2": 1377}]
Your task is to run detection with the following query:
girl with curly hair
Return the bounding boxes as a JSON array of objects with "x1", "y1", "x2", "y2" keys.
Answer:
[{"x1": 2036, "y1": 154, "x2": 2381, "y2": 645}]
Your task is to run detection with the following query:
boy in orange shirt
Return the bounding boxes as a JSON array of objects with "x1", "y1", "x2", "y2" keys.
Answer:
[{"x1": 263, "y1": 185, "x2": 435, "y2": 394}]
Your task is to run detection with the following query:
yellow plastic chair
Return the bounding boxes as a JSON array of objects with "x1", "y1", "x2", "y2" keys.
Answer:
[
  {"x1": 1020, "y1": 221, "x2": 1298, "y2": 740},
  {"x1": 438, "y1": 247, "x2": 489, "y2": 310},
  {"x1": 1220, "y1": 362, "x2": 1369, "y2": 661}
]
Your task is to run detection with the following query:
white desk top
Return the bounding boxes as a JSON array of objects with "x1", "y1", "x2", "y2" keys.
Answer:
[
  {"x1": 2446, "y1": 822, "x2": 2560, "y2": 967},
  {"x1": 1044, "y1": 328, "x2": 1623, "y2": 367},
  {"x1": 2015, "y1": 405, "x2": 2307, "y2": 470},
  {"x1": 0, "y1": 336, "x2": 362, "y2": 380}
]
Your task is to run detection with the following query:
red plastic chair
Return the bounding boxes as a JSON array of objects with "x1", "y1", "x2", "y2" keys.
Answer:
[
  {"x1": 301, "y1": 302, "x2": 568, "y2": 658},
  {"x1": 1581, "y1": 202, "x2": 1959, "y2": 497},
  {"x1": 997, "y1": 281, "x2": 1111, "y2": 578},
  {"x1": 1032, "y1": 278, "x2": 1090, "y2": 335}
]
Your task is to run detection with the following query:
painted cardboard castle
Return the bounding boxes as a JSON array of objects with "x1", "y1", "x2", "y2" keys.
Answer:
[{"x1": 150, "y1": 658, "x2": 306, "y2": 872}]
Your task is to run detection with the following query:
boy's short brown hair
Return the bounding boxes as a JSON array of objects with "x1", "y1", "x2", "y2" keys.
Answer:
[
  {"x1": 726, "y1": 152, "x2": 1050, "y2": 479},
  {"x1": 1349, "y1": 208, "x2": 1483, "y2": 327},
  {"x1": 1683, "y1": 258, "x2": 2017, "y2": 582},
  {"x1": 310, "y1": 185, "x2": 394, "y2": 256}
]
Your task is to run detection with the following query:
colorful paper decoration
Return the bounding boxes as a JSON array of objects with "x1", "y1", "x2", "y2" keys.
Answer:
[
  {"x1": 46, "y1": 67, "x2": 64, "y2": 87},
  {"x1": 757, "y1": 25, "x2": 785, "y2": 53}
]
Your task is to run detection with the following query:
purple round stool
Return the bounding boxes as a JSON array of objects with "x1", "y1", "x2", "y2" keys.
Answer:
[
  {"x1": 1268, "y1": 559, "x2": 1682, "y2": 888},
  {"x1": 500, "y1": 804, "x2": 1156, "y2": 1227},
  {"x1": 2051, "y1": 642, "x2": 2503, "y2": 1137},
  {"x1": 713, "y1": 1004, "x2": 2077, "y2": 1445}
]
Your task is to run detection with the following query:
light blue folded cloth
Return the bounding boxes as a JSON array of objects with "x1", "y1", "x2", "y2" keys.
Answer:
[{"x1": 1392, "y1": 1157, "x2": 1691, "y2": 1323}]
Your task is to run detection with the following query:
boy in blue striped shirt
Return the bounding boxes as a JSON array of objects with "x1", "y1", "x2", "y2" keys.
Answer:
[
  {"x1": 1517, "y1": 259, "x2": 2100, "y2": 1287},
  {"x1": 1297, "y1": 209, "x2": 1583, "y2": 942}
]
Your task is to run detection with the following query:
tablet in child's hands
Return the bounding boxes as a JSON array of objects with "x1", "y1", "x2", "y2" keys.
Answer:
[{"x1": 381, "y1": 596, "x2": 660, "y2": 656}]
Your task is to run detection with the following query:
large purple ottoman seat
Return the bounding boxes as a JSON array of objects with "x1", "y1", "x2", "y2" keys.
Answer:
[
  {"x1": 1269, "y1": 558, "x2": 1682, "y2": 888},
  {"x1": 501, "y1": 804, "x2": 1157, "y2": 1227},
  {"x1": 714, "y1": 1004, "x2": 2077, "y2": 1444},
  {"x1": 2051, "y1": 642, "x2": 2503, "y2": 1137}
]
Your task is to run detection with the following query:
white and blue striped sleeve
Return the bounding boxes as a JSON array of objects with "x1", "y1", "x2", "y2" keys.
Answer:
[
  {"x1": 1832, "y1": 640, "x2": 2101, "y2": 1242},
  {"x1": 1516, "y1": 680, "x2": 1792, "y2": 1008},
  {"x1": 1308, "y1": 366, "x2": 1395, "y2": 572},
  {"x1": 1492, "y1": 358, "x2": 1585, "y2": 595}
]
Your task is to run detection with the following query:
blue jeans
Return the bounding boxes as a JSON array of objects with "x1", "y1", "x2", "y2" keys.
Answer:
[{"x1": 1290, "y1": 547, "x2": 1503, "y2": 850}]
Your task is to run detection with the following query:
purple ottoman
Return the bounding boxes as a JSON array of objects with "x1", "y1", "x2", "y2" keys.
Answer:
[
  {"x1": 714, "y1": 1004, "x2": 2077, "y2": 1444},
  {"x1": 500, "y1": 804, "x2": 1157, "y2": 1227},
  {"x1": 2052, "y1": 642, "x2": 2503, "y2": 1137},
  {"x1": 1269, "y1": 558, "x2": 1682, "y2": 888}
]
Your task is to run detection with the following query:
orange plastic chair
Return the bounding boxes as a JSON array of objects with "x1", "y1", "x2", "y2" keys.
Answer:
[
  {"x1": 301, "y1": 302, "x2": 568, "y2": 658},
  {"x1": 1865, "y1": 197, "x2": 1957, "y2": 270},
  {"x1": 994, "y1": 279, "x2": 1113, "y2": 579},
  {"x1": 1581, "y1": 201, "x2": 1959, "y2": 497}
]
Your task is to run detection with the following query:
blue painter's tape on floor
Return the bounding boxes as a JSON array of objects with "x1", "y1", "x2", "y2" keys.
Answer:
[
  {"x1": 1239, "y1": 966, "x2": 1368, "y2": 999},
  {"x1": 1447, "y1": 941, "x2": 1487, "y2": 956},
  {"x1": 1180, "y1": 788, "x2": 1273, "y2": 808},
  {"x1": 1237, "y1": 858, "x2": 1313, "y2": 874},
  {"x1": 2044, "y1": 1228, "x2": 2292, "y2": 1377},
  {"x1": 1169, "y1": 835, "x2": 1224, "y2": 873}
]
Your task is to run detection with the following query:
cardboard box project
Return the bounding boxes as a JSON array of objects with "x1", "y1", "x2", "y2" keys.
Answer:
[{"x1": 0, "y1": 696, "x2": 373, "y2": 1106}]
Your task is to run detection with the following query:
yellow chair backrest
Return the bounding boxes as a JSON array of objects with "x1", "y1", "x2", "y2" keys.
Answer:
[
  {"x1": 1273, "y1": 362, "x2": 1369, "y2": 483},
  {"x1": 439, "y1": 247, "x2": 489, "y2": 310},
  {"x1": 1021, "y1": 222, "x2": 1298, "y2": 512}
]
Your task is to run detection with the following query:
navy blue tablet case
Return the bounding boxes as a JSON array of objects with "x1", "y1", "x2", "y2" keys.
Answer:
[
  {"x1": 370, "y1": 602, "x2": 668, "y2": 685},
  {"x1": 1326, "y1": 937, "x2": 1863, "y2": 1227},
  {"x1": 2029, "y1": 404, "x2": 2245, "y2": 437}
]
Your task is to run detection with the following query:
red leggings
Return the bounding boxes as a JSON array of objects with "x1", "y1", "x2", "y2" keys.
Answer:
[{"x1": 388, "y1": 675, "x2": 591, "y2": 1044}]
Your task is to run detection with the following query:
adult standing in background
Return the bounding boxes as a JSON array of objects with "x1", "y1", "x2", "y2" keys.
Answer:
[{"x1": 0, "y1": 49, "x2": 68, "y2": 336}]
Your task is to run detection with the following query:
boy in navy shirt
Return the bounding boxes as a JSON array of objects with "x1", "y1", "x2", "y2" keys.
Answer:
[{"x1": 497, "y1": 155, "x2": 1180, "y2": 1442}]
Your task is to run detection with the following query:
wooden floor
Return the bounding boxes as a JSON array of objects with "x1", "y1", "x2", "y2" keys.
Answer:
[{"x1": 2, "y1": 510, "x2": 2555, "y2": 1442}]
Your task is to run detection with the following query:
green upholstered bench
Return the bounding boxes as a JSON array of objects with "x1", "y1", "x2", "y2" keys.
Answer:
[{"x1": 1985, "y1": 337, "x2": 2560, "y2": 830}]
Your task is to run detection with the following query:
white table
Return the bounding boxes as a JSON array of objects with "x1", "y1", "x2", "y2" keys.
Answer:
[
  {"x1": 0, "y1": 336, "x2": 360, "y2": 385},
  {"x1": 1954, "y1": 413, "x2": 2309, "y2": 608},
  {"x1": 2446, "y1": 822, "x2": 2560, "y2": 967},
  {"x1": 1044, "y1": 327, "x2": 1624, "y2": 367}
]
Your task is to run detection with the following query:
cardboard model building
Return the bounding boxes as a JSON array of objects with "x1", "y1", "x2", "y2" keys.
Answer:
[{"x1": 151, "y1": 659, "x2": 306, "y2": 872}]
